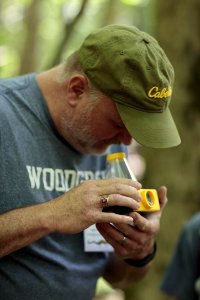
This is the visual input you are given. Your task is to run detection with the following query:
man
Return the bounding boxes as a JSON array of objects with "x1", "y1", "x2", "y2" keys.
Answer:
[
  {"x1": 161, "y1": 212, "x2": 200, "y2": 300},
  {"x1": 0, "y1": 24, "x2": 181, "y2": 300}
]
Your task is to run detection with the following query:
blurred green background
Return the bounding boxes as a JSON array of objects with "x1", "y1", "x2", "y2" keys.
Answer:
[{"x1": 1, "y1": 0, "x2": 200, "y2": 299}]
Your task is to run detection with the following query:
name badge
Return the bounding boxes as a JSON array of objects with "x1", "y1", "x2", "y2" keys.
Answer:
[{"x1": 84, "y1": 225, "x2": 114, "y2": 252}]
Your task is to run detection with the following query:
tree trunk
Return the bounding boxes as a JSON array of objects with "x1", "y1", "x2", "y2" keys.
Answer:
[
  {"x1": 46, "y1": 0, "x2": 89, "y2": 69},
  {"x1": 19, "y1": 0, "x2": 41, "y2": 74}
]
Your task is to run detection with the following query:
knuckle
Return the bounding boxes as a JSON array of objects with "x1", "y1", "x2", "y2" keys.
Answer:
[
  {"x1": 148, "y1": 223, "x2": 158, "y2": 235},
  {"x1": 114, "y1": 183, "x2": 122, "y2": 193},
  {"x1": 120, "y1": 248, "x2": 129, "y2": 257},
  {"x1": 112, "y1": 194, "x2": 121, "y2": 202},
  {"x1": 87, "y1": 211, "x2": 96, "y2": 224},
  {"x1": 138, "y1": 238, "x2": 148, "y2": 247},
  {"x1": 82, "y1": 180, "x2": 97, "y2": 194}
]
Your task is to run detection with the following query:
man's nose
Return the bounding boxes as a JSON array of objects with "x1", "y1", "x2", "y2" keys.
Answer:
[{"x1": 120, "y1": 129, "x2": 132, "y2": 145}]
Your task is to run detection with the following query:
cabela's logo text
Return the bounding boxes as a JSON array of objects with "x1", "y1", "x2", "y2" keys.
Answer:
[{"x1": 148, "y1": 86, "x2": 172, "y2": 99}]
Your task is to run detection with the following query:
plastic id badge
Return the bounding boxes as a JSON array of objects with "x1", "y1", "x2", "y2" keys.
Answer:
[{"x1": 84, "y1": 225, "x2": 114, "y2": 252}]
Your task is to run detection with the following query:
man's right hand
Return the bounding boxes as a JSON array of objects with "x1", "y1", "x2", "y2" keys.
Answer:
[{"x1": 49, "y1": 177, "x2": 142, "y2": 233}]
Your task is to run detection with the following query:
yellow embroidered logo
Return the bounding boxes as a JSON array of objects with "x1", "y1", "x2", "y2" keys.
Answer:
[{"x1": 148, "y1": 86, "x2": 172, "y2": 99}]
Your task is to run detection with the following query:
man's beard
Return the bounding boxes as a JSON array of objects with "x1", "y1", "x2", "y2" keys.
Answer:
[{"x1": 59, "y1": 102, "x2": 105, "y2": 154}]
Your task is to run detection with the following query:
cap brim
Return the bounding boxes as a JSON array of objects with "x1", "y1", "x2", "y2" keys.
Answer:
[{"x1": 116, "y1": 103, "x2": 181, "y2": 148}]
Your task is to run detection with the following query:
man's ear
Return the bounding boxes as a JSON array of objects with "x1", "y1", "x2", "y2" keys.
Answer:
[{"x1": 67, "y1": 75, "x2": 88, "y2": 107}]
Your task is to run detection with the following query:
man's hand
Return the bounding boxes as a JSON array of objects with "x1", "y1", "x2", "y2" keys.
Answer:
[
  {"x1": 95, "y1": 186, "x2": 168, "y2": 287},
  {"x1": 0, "y1": 177, "x2": 141, "y2": 257},
  {"x1": 96, "y1": 186, "x2": 167, "y2": 263},
  {"x1": 49, "y1": 177, "x2": 142, "y2": 234}
]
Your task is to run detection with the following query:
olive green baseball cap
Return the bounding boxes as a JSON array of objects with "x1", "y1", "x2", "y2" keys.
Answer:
[{"x1": 77, "y1": 24, "x2": 181, "y2": 148}]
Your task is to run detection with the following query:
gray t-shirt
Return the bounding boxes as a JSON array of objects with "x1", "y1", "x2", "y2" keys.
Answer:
[
  {"x1": 0, "y1": 74, "x2": 127, "y2": 300},
  {"x1": 160, "y1": 212, "x2": 200, "y2": 300}
]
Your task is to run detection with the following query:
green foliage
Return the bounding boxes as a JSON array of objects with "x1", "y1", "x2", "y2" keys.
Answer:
[
  {"x1": 121, "y1": 0, "x2": 149, "y2": 6},
  {"x1": 0, "y1": 0, "x2": 152, "y2": 77}
]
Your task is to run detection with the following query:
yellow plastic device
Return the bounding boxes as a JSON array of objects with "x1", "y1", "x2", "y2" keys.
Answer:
[
  {"x1": 136, "y1": 189, "x2": 160, "y2": 212},
  {"x1": 106, "y1": 152, "x2": 160, "y2": 213}
]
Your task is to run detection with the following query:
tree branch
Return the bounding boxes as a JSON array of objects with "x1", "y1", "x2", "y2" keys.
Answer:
[
  {"x1": 19, "y1": 0, "x2": 41, "y2": 74},
  {"x1": 46, "y1": 0, "x2": 89, "y2": 69}
]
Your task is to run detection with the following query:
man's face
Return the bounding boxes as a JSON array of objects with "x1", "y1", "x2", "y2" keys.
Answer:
[
  {"x1": 88, "y1": 98, "x2": 132, "y2": 154},
  {"x1": 60, "y1": 96, "x2": 132, "y2": 154}
]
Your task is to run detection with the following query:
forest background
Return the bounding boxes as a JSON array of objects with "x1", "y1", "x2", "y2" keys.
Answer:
[{"x1": 1, "y1": 0, "x2": 200, "y2": 299}]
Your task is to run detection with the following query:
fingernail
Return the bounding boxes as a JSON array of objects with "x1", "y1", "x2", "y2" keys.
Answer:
[
  {"x1": 135, "y1": 203, "x2": 140, "y2": 209},
  {"x1": 127, "y1": 216, "x2": 133, "y2": 224},
  {"x1": 128, "y1": 218, "x2": 136, "y2": 227},
  {"x1": 135, "y1": 181, "x2": 142, "y2": 188}
]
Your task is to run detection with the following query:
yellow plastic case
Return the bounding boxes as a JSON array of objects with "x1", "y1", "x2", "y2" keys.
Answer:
[{"x1": 136, "y1": 189, "x2": 160, "y2": 212}]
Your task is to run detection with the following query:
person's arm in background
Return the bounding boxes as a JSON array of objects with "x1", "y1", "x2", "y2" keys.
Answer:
[{"x1": 160, "y1": 213, "x2": 200, "y2": 300}]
